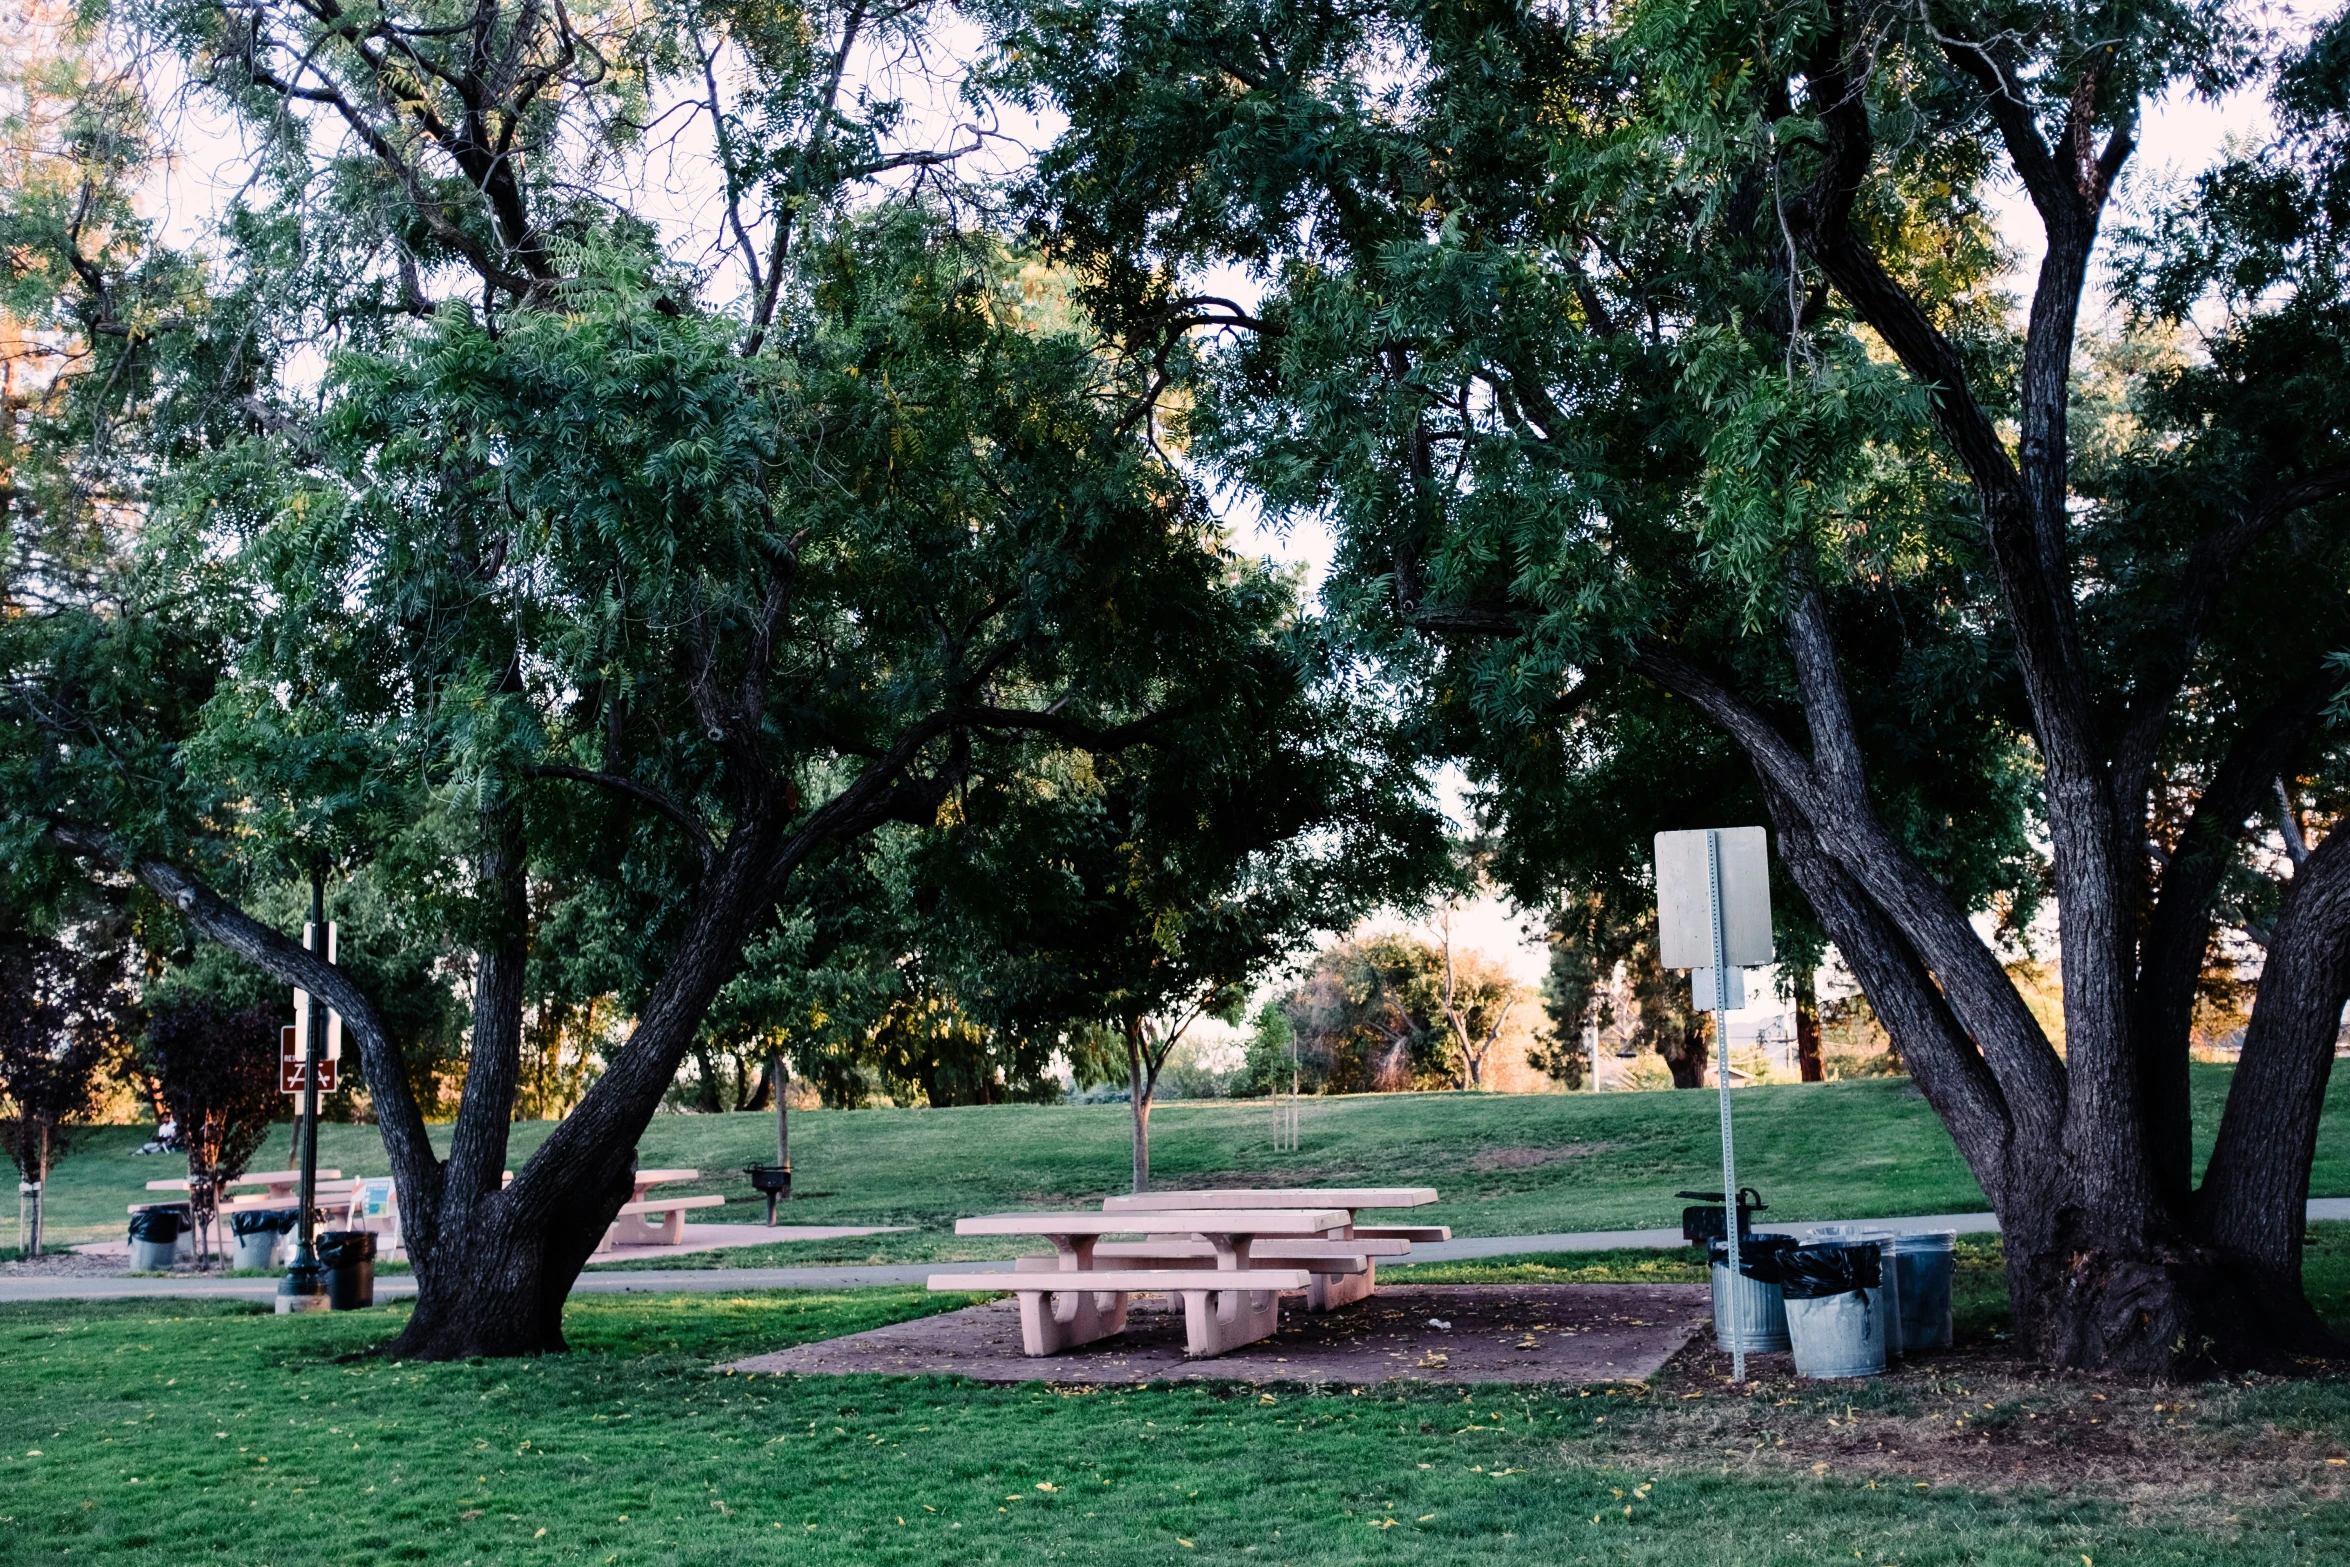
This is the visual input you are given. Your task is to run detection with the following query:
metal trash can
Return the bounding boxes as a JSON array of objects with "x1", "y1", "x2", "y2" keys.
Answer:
[
  {"x1": 1779, "y1": 1242, "x2": 1889, "y2": 1378},
  {"x1": 230, "y1": 1209, "x2": 298, "y2": 1271},
  {"x1": 1707, "y1": 1232, "x2": 1793, "y2": 1353},
  {"x1": 1810, "y1": 1226, "x2": 1904, "y2": 1357},
  {"x1": 1889, "y1": 1230, "x2": 1957, "y2": 1352},
  {"x1": 127, "y1": 1207, "x2": 185, "y2": 1271},
  {"x1": 318, "y1": 1230, "x2": 377, "y2": 1310}
]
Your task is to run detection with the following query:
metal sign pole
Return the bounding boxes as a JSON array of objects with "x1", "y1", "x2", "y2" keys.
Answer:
[{"x1": 1707, "y1": 828, "x2": 1745, "y2": 1383}]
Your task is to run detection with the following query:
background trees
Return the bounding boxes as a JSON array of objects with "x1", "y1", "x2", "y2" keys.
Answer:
[{"x1": 929, "y1": 648, "x2": 1444, "y2": 1187}]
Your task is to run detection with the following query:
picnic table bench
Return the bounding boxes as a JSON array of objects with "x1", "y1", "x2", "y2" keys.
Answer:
[
  {"x1": 600, "y1": 1169, "x2": 725, "y2": 1250},
  {"x1": 1101, "y1": 1187, "x2": 1447, "y2": 1309},
  {"x1": 930, "y1": 1209, "x2": 1347, "y2": 1357}
]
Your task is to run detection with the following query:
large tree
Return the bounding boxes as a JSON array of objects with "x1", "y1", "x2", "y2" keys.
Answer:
[
  {"x1": 8, "y1": 0, "x2": 1317, "y2": 1357},
  {"x1": 987, "y1": 0, "x2": 2350, "y2": 1373}
]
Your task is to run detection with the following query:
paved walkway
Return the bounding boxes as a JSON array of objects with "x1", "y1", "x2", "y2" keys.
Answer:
[{"x1": 9, "y1": 1200, "x2": 2347, "y2": 1305}]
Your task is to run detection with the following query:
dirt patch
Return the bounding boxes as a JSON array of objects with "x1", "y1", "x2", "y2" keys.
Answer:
[
  {"x1": 1468, "y1": 1142, "x2": 1614, "y2": 1171},
  {"x1": 2, "y1": 1250, "x2": 131, "y2": 1278},
  {"x1": 723, "y1": 1282, "x2": 1709, "y2": 1386},
  {"x1": 1588, "y1": 1329, "x2": 2350, "y2": 1518}
]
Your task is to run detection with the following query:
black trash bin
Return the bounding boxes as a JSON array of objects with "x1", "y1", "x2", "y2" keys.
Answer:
[{"x1": 318, "y1": 1230, "x2": 377, "y2": 1310}]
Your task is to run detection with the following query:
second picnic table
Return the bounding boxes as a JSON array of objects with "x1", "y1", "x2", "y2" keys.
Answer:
[{"x1": 938, "y1": 1208, "x2": 1353, "y2": 1356}]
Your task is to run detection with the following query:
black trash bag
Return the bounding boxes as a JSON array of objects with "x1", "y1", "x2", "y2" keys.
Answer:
[
  {"x1": 231, "y1": 1208, "x2": 300, "y2": 1238},
  {"x1": 1707, "y1": 1232, "x2": 1799, "y2": 1281},
  {"x1": 316, "y1": 1231, "x2": 377, "y2": 1267},
  {"x1": 127, "y1": 1208, "x2": 185, "y2": 1243},
  {"x1": 1773, "y1": 1242, "x2": 1883, "y2": 1300}
]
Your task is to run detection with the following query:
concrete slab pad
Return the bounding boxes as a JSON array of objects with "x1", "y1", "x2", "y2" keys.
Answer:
[{"x1": 720, "y1": 1283, "x2": 1709, "y2": 1385}]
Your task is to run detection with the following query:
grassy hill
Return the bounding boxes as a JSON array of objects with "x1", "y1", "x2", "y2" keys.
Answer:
[{"x1": 30, "y1": 1063, "x2": 2350, "y2": 1260}]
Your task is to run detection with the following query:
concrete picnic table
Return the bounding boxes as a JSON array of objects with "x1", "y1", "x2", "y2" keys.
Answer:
[
  {"x1": 933, "y1": 1208, "x2": 1350, "y2": 1357},
  {"x1": 1099, "y1": 1186, "x2": 1448, "y2": 1309},
  {"x1": 603, "y1": 1168, "x2": 726, "y2": 1249}
]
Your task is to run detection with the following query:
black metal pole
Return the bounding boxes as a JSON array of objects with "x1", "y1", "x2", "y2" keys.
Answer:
[{"x1": 277, "y1": 869, "x2": 329, "y2": 1313}]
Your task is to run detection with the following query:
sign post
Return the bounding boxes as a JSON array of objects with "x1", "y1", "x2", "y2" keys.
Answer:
[{"x1": 1655, "y1": 826, "x2": 1772, "y2": 1381}]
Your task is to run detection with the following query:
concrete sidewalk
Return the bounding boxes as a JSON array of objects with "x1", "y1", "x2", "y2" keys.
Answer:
[{"x1": 8, "y1": 1200, "x2": 2347, "y2": 1304}]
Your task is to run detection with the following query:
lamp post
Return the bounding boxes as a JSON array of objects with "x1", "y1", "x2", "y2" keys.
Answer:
[{"x1": 276, "y1": 870, "x2": 329, "y2": 1314}]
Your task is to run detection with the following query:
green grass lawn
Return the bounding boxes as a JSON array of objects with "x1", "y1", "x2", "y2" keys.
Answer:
[
  {"x1": 9, "y1": 1243, "x2": 2350, "y2": 1567},
  {"x1": 35, "y1": 1063, "x2": 2350, "y2": 1263}
]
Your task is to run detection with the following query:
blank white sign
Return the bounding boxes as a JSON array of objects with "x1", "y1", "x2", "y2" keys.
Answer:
[{"x1": 1655, "y1": 827, "x2": 1773, "y2": 970}]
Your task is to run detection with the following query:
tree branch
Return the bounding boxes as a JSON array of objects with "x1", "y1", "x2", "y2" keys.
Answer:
[
  {"x1": 42, "y1": 823, "x2": 443, "y2": 1219},
  {"x1": 526, "y1": 765, "x2": 716, "y2": 867}
]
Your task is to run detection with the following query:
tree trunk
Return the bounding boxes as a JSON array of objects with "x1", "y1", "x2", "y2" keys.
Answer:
[
  {"x1": 693, "y1": 1046, "x2": 725, "y2": 1113},
  {"x1": 380, "y1": 822, "x2": 787, "y2": 1359},
  {"x1": 26, "y1": 1120, "x2": 47, "y2": 1257},
  {"x1": 1792, "y1": 966, "x2": 1824, "y2": 1083},
  {"x1": 741, "y1": 1055, "x2": 773, "y2": 1112},
  {"x1": 1127, "y1": 1018, "x2": 1152, "y2": 1194},
  {"x1": 1662, "y1": 1017, "x2": 1707, "y2": 1088}
]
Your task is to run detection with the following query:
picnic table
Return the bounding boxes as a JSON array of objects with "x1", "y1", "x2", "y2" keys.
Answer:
[
  {"x1": 1100, "y1": 1187, "x2": 1448, "y2": 1309},
  {"x1": 146, "y1": 1170, "x2": 342, "y2": 1202},
  {"x1": 929, "y1": 1209, "x2": 1345, "y2": 1357},
  {"x1": 601, "y1": 1168, "x2": 726, "y2": 1250}
]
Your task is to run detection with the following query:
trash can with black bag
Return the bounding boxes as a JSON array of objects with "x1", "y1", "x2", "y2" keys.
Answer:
[
  {"x1": 1707, "y1": 1232, "x2": 1796, "y2": 1353},
  {"x1": 318, "y1": 1230, "x2": 377, "y2": 1309},
  {"x1": 230, "y1": 1209, "x2": 299, "y2": 1271},
  {"x1": 127, "y1": 1207, "x2": 185, "y2": 1271},
  {"x1": 1778, "y1": 1242, "x2": 1889, "y2": 1378}
]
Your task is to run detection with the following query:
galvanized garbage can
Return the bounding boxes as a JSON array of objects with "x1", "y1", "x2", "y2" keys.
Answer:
[
  {"x1": 1779, "y1": 1242, "x2": 1889, "y2": 1378},
  {"x1": 230, "y1": 1209, "x2": 298, "y2": 1270},
  {"x1": 1889, "y1": 1230, "x2": 1957, "y2": 1351},
  {"x1": 1707, "y1": 1232, "x2": 1793, "y2": 1353},
  {"x1": 1810, "y1": 1226, "x2": 1904, "y2": 1357},
  {"x1": 126, "y1": 1207, "x2": 184, "y2": 1272}
]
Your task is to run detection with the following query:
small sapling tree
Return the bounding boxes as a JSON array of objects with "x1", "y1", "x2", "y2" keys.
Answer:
[{"x1": 0, "y1": 936, "x2": 125, "y2": 1255}]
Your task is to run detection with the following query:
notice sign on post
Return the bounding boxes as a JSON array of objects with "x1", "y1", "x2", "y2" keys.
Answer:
[
  {"x1": 284, "y1": 918, "x2": 345, "y2": 1097},
  {"x1": 1655, "y1": 827, "x2": 1772, "y2": 1009},
  {"x1": 280, "y1": 1026, "x2": 340, "y2": 1094},
  {"x1": 1653, "y1": 825, "x2": 1774, "y2": 1384}
]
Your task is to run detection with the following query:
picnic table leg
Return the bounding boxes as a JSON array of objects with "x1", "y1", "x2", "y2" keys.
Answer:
[
  {"x1": 660, "y1": 1209, "x2": 685, "y2": 1246},
  {"x1": 1181, "y1": 1238, "x2": 1283, "y2": 1358},
  {"x1": 1308, "y1": 1227, "x2": 1377, "y2": 1311},
  {"x1": 1012, "y1": 1237, "x2": 1130, "y2": 1357}
]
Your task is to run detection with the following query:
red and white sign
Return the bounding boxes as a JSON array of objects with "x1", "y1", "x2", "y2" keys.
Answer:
[{"x1": 281, "y1": 1024, "x2": 340, "y2": 1095}]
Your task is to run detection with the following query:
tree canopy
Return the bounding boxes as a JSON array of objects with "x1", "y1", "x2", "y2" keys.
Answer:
[{"x1": 985, "y1": 0, "x2": 2350, "y2": 1372}]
